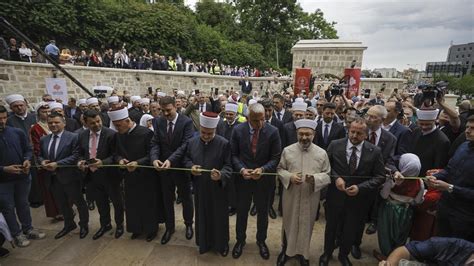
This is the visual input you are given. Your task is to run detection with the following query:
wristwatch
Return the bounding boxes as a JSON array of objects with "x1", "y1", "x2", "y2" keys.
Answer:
[{"x1": 447, "y1": 184, "x2": 454, "y2": 193}]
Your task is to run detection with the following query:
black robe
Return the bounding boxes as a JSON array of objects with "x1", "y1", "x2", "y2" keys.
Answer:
[
  {"x1": 115, "y1": 125, "x2": 164, "y2": 234},
  {"x1": 182, "y1": 135, "x2": 232, "y2": 254},
  {"x1": 411, "y1": 128, "x2": 451, "y2": 176}
]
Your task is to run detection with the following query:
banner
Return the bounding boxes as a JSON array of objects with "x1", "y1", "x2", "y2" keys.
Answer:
[
  {"x1": 344, "y1": 68, "x2": 361, "y2": 98},
  {"x1": 294, "y1": 68, "x2": 311, "y2": 96},
  {"x1": 45, "y1": 78, "x2": 68, "y2": 103}
]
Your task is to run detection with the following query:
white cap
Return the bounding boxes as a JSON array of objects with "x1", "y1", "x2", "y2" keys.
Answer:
[
  {"x1": 177, "y1": 90, "x2": 185, "y2": 96},
  {"x1": 5, "y1": 94, "x2": 25, "y2": 105},
  {"x1": 130, "y1": 96, "x2": 141, "y2": 103},
  {"x1": 78, "y1": 98, "x2": 87, "y2": 106},
  {"x1": 86, "y1": 97, "x2": 99, "y2": 106},
  {"x1": 35, "y1": 102, "x2": 49, "y2": 113},
  {"x1": 294, "y1": 119, "x2": 317, "y2": 130},
  {"x1": 294, "y1": 97, "x2": 305, "y2": 103},
  {"x1": 292, "y1": 102, "x2": 308, "y2": 112},
  {"x1": 417, "y1": 108, "x2": 439, "y2": 121},
  {"x1": 249, "y1": 99, "x2": 257, "y2": 105},
  {"x1": 108, "y1": 108, "x2": 129, "y2": 121},
  {"x1": 157, "y1": 92, "x2": 166, "y2": 97},
  {"x1": 139, "y1": 114, "x2": 154, "y2": 127},
  {"x1": 49, "y1": 102, "x2": 63, "y2": 111},
  {"x1": 139, "y1": 98, "x2": 150, "y2": 105},
  {"x1": 200, "y1": 112, "x2": 220, "y2": 129},
  {"x1": 107, "y1": 96, "x2": 119, "y2": 104},
  {"x1": 307, "y1": 106, "x2": 317, "y2": 114},
  {"x1": 225, "y1": 103, "x2": 238, "y2": 113}
]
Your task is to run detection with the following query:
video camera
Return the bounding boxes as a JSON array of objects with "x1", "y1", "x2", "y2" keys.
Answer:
[
  {"x1": 418, "y1": 81, "x2": 448, "y2": 107},
  {"x1": 92, "y1": 86, "x2": 113, "y2": 99},
  {"x1": 330, "y1": 81, "x2": 347, "y2": 96}
]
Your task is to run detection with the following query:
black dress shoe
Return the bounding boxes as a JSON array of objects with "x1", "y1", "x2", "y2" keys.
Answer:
[
  {"x1": 277, "y1": 251, "x2": 288, "y2": 266},
  {"x1": 146, "y1": 232, "x2": 157, "y2": 242},
  {"x1": 115, "y1": 226, "x2": 124, "y2": 239},
  {"x1": 93, "y1": 224, "x2": 112, "y2": 240},
  {"x1": 87, "y1": 201, "x2": 95, "y2": 211},
  {"x1": 318, "y1": 253, "x2": 332, "y2": 266},
  {"x1": 250, "y1": 204, "x2": 257, "y2": 216},
  {"x1": 161, "y1": 229, "x2": 174, "y2": 245},
  {"x1": 256, "y1": 241, "x2": 270, "y2": 260},
  {"x1": 228, "y1": 207, "x2": 237, "y2": 216},
  {"x1": 220, "y1": 244, "x2": 229, "y2": 257},
  {"x1": 131, "y1": 233, "x2": 140, "y2": 239},
  {"x1": 299, "y1": 255, "x2": 309, "y2": 266},
  {"x1": 338, "y1": 255, "x2": 353, "y2": 266},
  {"x1": 80, "y1": 226, "x2": 89, "y2": 239},
  {"x1": 232, "y1": 241, "x2": 245, "y2": 259},
  {"x1": 365, "y1": 222, "x2": 377, "y2": 235},
  {"x1": 351, "y1": 245, "x2": 361, "y2": 259},
  {"x1": 185, "y1": 225, "x2": 193, "y2": 240},
  {"x1": 55, "y1": 224, "x2": 77, "y2": 239},
  {"x1": 268, "y1": 207, "x2": 277, "y2": 219}
]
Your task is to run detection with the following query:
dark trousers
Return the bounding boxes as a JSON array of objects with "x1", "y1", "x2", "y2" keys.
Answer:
[
  {"x1": 354, "y1": 191, "x2": 382, "y2": 246},
  {"x1": 324, "y1": 196, "x2": 369, "y2": 257},
  {"x1": 50, "y1": 177, "x2": 89, "y2": 228},
  {"x1": 28, "y1": 167, "x2": 43, "y2": 205},
  {"x1": 90, "y1": 178, "x2": 124, "y2": 228},
  {"x1": 268, "y1": 176, "x2": 276, "y2": 210},
  {"x1": 236, "y1": 178, "x2": 270, "y2": 242},
  {"x1": 228, "y1": 174, "x2": 237, "y2": 209},
  {"x1": 161, "y1": 173, "x2": 193, "y2": 230},
  {"x1": 437, "y1": 205, "x2": 474, "y2": 242}
]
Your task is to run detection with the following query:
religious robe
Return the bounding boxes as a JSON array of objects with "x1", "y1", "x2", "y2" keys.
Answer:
[
  {"x1": 115, "y1": 125, "x2": 164, "y2": 234},
  {"x1": 277, "y1": 142, "x2": 331, "y2": 259},
  {"x1": 182, "y1": 135, "x2": 232, "y2": 254},
  {"x1": 411, "y1": 129, "x2": 450, "y2": 177}
]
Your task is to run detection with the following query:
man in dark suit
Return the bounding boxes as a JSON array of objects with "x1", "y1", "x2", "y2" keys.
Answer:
[
  {"x1": 239, "y1": 77, "x2": 252, "y2": 95},
  {"x1": 75, "y1": 110, "x2": 124, "y2": 240},
  {"x1": 49, "y1": 102, "x2": 81, "y2": 132},
  {"x1": 383, "y1": 101, "x2": 412, "y2": 155},
  {"x1": 195, "y1": 93, "x2": 213, "y2": 113},
  {"x1": 39, "y1": 112, "x2": 89, "y2": 240},
  {"x1": 315, "y1": 103, "x2": 346, "y2": 150},
  {"x1": 230, "y1": 103, "x2": 281, "y2": 260},
  {"x1": 320, "y1": 117, "x2": 386, "y2": 266},
  {"x1": 151, "y1": 96, "x2": 194, "y2": 245},
  {"x1": 369, "y1": 92, "x2": 385, "y2": 106},
  {"x1": 273, "y1": 94, "x2": 293, "y2": 124},
  {"x1": 72, "y1": 99, "x2": 87, "y2": 124},
  {"x1": 64, "y1": 97, "x2": 78, "y2": 120}
]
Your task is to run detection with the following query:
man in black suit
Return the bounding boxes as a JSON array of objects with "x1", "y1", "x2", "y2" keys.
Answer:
[
  {"x1": 64, "y1": 97, "x2": 78, "y2": 120},
  {"x1": 151, "y1": 96, "x2": 194, "y2": 245},
  {"x1": 273, "y1": 94, "x2": 293, "y2": 124},
  {"x1": 39, "y1": 112, "x2": 89, "y2": 239},
  {"x1": 383, "y1": 101, "x2": 412, "y2": 155},
  {"x1": 73, "y1": 99, "x2": 87, "y2": 124},
  {"x1": 49, "y1": 102, "x2": 81, "y2": 132},
  {"x1": 230, "y1": 103, "x2": 281, "y2": 260},
  {"x1": 320, "y1": 117, "x2": 385, "y2": 266},
  {"x1": 195, "y1": 93, "x2": 213, "y2": 113},
  {"x1": 369, "y1": 92, "x2": 385, "y2": 106},
  {"x1": 315, "y1": 103, "x2": 346, "y2": 151},
  {"x1": 75, "y1": 110, "x2": 124, "y2": 240},
  {"x1": 239, "y1": 77, "x2": 252, "y2": 95}
]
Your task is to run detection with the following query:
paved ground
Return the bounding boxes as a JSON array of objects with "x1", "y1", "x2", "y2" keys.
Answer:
[{"x1": 1, "y1": 201, "x2": 379, "y2": 265}]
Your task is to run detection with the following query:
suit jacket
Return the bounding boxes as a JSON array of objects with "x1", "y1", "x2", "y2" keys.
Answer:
[
  {"x1": 230, "y1": 122, "x2": 281, "y2": 174},
  {"x1": 65, "y1": 117, "x2": 80, "y2": 132},
  {"x1": 269, "y1": 117, "x2": 285, "y2": 148},
  {"x1": 64, "y1": 106, "x2": 77, "y2": 119},
  {"x1": 72, "y1": 108, "x2": 83, "y2": 124},
  {"x1": 369, "y1": 98, "x2": 385, "y2": 106},
  {"x1": 74, "y1": 127, "x2": 117, "y2": 183},
  {"x1": 150, "y1": 114, "x2": 194, "y2": 167},
  {"x1": 195, "y1": 102, "x2": 213, "y2": 113},
  {"x1": 273, "y1": 110, "x2": 293, "y2": 125},
  {"x1": 376, "y1": 129, "x2": 397, "y2": 171},
  {"x1": 240, "y1": 80, "x2": 252, "y2": 94},
  {"x1": 39, "y1": 130, "x2": 80, "y2": 187},
  {"x1": 387, "y1": 120, "x2": 412, "y2": 155},
  {"x1": 315, "y1": 121, "x2": 346, "y2": 150},
  {"x1": 326, "y1": 138, "x2": 386, "y2": 206},
  {"x1": 282, "y1": 121, "x2": 317, "y2": 148}
]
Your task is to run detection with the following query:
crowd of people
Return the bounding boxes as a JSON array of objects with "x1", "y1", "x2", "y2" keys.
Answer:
[
  {"x1": 0, "y1": 37, "x2": 281, "y2": 77},
  {"x1": 0, "y1": 83, "x2": 473, "y2": 265}
]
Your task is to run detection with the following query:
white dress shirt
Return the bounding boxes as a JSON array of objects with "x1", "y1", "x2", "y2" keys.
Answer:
[
  {"x1": 47, "y1": 130, "x2": 65, "y2": 158},
  {"x1": 382, "y1": 119, "x2": 396, "y2": 131},
  {"x1": 89, "y1": 130, "x2": 101, "y2": 156},
  {"x1": 167, "y1": 113, "x2": 179, "y2": 132},
  {"x1": 346, "y1": 139, "x2": 363, "y2": 169},
  {"x1": 322, "y1": 120, "x2": 333, "y2": 135},
  {"x1": 368, "y1": 127, "x2": 382, "y2": 146}
]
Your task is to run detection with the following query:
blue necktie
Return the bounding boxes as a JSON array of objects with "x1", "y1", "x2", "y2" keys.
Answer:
[
  {"x1": 323, "y1": 124, "x2": 329, "y2": 145},
  {"x1": 49, "y1": 135, "x2": 58, "y2": 161}
]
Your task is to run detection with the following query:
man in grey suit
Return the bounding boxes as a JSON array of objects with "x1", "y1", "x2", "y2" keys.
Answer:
[
  {"x1": 39, "y1": 112, "x2": 89, "y2": 240},
  {"x1": 320, "y1": 117, "x2": 386, "y2": 266}
]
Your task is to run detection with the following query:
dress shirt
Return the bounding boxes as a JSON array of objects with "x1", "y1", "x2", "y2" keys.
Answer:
[
  {"x1": 322, "y1": 120, "x2": 333, "y2": 135},
  {"x1": 368, "y1": 127, "x2": 382, "y2": 146},
  {"x1": 167, "y1": 113, "x2": 179, "y2": 132},
  {"x1": 382, "y1": 119, "x2": 397, "y2": 131},
  {"x1": 346, "y1": 139, "x2": 363, "y2": 169},
  {"x1": 89, "y1": 130, "x2": 101, "y2": 156},
  {"x1": 274, "y1": 109, "x2": 286, "y2": 120}
]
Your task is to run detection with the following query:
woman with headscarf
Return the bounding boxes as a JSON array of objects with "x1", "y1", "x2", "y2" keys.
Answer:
[
  {"x1": 139, "y1": 114, "x2": 154, "y2": 131},
  {"x1": 376, "y1": 153, "x2": 424, "y2": 258},
  {"x1": 29, "y1": 102, "x2": 62, "y2": 220}
]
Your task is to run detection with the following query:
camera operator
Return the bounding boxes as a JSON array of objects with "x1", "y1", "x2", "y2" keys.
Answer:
[{"x1": 437, "y1": 94, "x2": 462, "y2": 143}]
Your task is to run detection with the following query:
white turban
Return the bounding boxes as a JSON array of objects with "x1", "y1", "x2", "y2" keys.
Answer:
[
  {"x1": 5, "y1": 94, "x2": 25, "y2": 105},
  {"x1": 77, "y1": 98, "x2": 87, "y2": 106},
  {"x1": 35, "y1": 102, "x2": 49, "y2": 113},
  {"x1": 292, "y1": 102, "x2": 308, "y2": 112},
  {"x1": 225, "y1": 103, "x2": 238, "y2": 113},
  {"x1": 108, "y1": 108, "x2": 129, "y2": 121},
  {"x1": 199, "y1": 112, "x2": 220, "y2": 129},
  {"x1": 86, "y1": 97, "x2": 99, "y2": 106},
  {"x1": 49, "y1": 102, "x2": 63, "y2": 111},
  {"x1": 107, "y1": 96, "x2": 119, "y2": 104},
  {"x1": 416, "y1": 109, "x2": 439, "y2": 121},
  {"x1": 130, "y1": 96, "x2": 141, "y2": 103},
  {"x1": 139, "y1": 98, "x2": 150, "y2": 105},
  {"x1": 294, "y1": 119, "x2": 317, "y2": 130},
  {"x1": 294, "y1": 97, "x2": 305, "y2": 103}
]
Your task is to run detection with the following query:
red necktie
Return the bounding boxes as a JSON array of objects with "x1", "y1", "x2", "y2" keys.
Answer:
[
  {"x1": 251, "y1": 128, "x2": 259, "y2": 156},
  {"x1": 370, "y1": 132, "x2": 376, "y2": 145},
  {"x1": 90, "y1": 133, "x2": 97, "y2": 158}
]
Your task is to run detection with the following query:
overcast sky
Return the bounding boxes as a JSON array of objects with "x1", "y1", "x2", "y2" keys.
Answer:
[{"x1": 185, "y1": 0, "x2": 473, "y2": 71}]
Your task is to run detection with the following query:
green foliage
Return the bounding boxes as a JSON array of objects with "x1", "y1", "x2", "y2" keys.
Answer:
[
  {"x1": 433, "y1": 74, "x2": 474, "y2": 95},
  {"x1": 0, "y1": 0, "x2": 338, "y2": 69}
]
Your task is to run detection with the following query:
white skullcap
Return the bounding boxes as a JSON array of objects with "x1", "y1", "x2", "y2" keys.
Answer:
[
  {"x1": 177, "y1": 90, "x2": 185, "y2": 96},
  {"x1": 130, "y1": 96, "x2": 141, "y2": 103},
  {"x1": 107, "y1": 96, "x2": 119, "y2": 104},
  {"x1": 49, "y1": 102, "x2": 63, "y2": 110},
  {"x1": 249, "y1": 99, "x2": 257, "y2": 105},
  {"x1": 294, "y1": 97, "x2": 305, "y2": 103},
  {"x1": 139, "y1": 114, "x2": 154, "y2": 127},
  {"x1": 199, "y1": 112, "x2": 220, "y2": 129},
  {"x1": 108, "y1": 108, "x2": 129, "y2": 121},
  {"x1": 86, "y1": 97, "x2": 99, "y2": 106},
  {"x1": 225, "y1": 103, "x2": 238, "y2": 113},
  {"x1": 5, "y1": 94, "x2": 25, "y2": 105},
  {"x1": 416, "y1": 108, "x2": 439, "y2": 121},
  {"x1": 78, "y1": 98, "x2": 87, "y2": 106},
  {"x1": 35, "y1": 102, "x2": 49, "y2": 112},
  {"x1": 307, "y1": 106, "x2": 317, "y2": 114},
  {"x1": 139, "y1": 98, "x2": 150, "y2": 105},
  {"x1": 157, "y1": 92, "x2": 167, "y2": 97},
  {"x1": 292, "y1": 102, "x2": 308, "y2": 112},
  {"x1": 294, "y1": 119, "x2": 317, "y2": 130}
]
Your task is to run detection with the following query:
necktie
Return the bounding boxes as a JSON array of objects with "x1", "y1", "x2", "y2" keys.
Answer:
[
  {"x1": 370, "y1": 132, "x2": 377, "y2": 145},
  {"x1": 251, "y1": 128, "x2": 259, "y2": 156},
  {"x1": 90, "y1": 132, "x2": 97, "y2": 158},
  {"x1": 323, "y1": 124, "x2": 329, "y2": 144},
  {"x1": 277, "y1": 112, "x2": 282, "y2": 121},
  {"x1": 200, "y1": 104, "x2": 203, "y2": 113},
  {"x1": 167, "y1": 121, "x2": 173, "y2": 141},
  {"x1": 349, "y1": 146, "x2": 358, "y2": 174},
  {"x1": 49, "y1": 135, "x2": 58, "y2": 161}
]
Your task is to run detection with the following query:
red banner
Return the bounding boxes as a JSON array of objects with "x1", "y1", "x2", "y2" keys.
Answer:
[
  {"x1": 294, "y1": 68, "x2": 311, "y2": 95},
  {"x1": 344, "y1": 68, "x2": 361, "y2": 98}
]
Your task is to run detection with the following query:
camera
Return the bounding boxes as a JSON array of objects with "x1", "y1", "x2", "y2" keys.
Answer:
[
  {"x1": 92, "y1": 86, "x2": 113, "y2": 99},
  {"x1": 364, "y1": 89, "x2": 371, "y2": 99},
  {"x1": 330, "y1": 84, "x2": 345, "y2": 96},
  {"x1": 418, "y1": 81, "x2": 448, "y2": 107}
]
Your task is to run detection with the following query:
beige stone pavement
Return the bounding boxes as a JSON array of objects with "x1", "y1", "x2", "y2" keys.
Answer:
[{"x1": 1, "y1": 201, "x2": 379, "y2": 266}]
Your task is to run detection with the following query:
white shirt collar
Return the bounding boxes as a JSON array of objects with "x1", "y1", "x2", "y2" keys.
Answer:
[
  {"x1": 347, "y1": 139, "x2": 364, "y2": 151},
  {"x1": 169, "y1": 113, "x2": 179, "y2": 125},
  {"x1": 383, "y1": 119, "x2": 397, "y2": 131}
]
